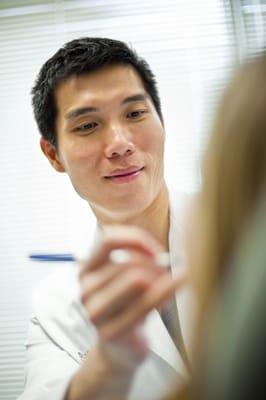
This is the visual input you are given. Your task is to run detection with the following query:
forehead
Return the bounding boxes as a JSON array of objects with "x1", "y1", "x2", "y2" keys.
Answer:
[{"x1": 54, "y1": 64, "x2": 147, "y2": 114}]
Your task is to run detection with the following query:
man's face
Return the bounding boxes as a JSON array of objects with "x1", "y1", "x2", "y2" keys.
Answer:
[{"x1": 47, "y1": 64, "x2": 165, "y2": 219}]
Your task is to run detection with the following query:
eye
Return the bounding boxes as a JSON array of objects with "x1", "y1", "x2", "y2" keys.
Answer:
[
  {"x1": 127, "y1": 110, "x2": 146, "y2": 119},
  {"x1": 75, "y1": 122, "x2": 98, "y2": 133}
]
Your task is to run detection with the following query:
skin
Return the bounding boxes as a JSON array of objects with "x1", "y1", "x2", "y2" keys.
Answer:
[
  {"x1": 40, "y1": 64, "x2": 186, "y2": 399},
  {"x1": 41, "y1": 64, "x2": 167, "y2": 224}
]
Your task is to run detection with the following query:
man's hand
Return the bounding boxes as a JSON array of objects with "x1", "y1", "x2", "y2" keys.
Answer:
[
  {"x1": 66, "y1": 225, "x2": 187, "y2": 400},
  {"x1": 80, "y1": 225, "x2": 186, "y2": 364}
]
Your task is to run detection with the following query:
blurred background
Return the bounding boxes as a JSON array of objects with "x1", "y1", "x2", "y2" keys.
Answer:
[{"x1": 0, "y1": 0, "x2": 265, "y2": 398}]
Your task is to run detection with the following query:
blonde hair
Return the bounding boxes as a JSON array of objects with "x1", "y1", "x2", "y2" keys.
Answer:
[
  {"x1": 165, "y1": 53, "x2": 266, "y2": 400},
  {"x1": 193, "y1": 53, "x2": 266, "y2": 312}
]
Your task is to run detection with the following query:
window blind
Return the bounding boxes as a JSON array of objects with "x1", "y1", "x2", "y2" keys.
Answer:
[
  {"x1": 0, "y1": 1, "x2": 263, "y2": 399},
  {"x1": 231, "y1": 0, "x2": 266, "y2": 58}
]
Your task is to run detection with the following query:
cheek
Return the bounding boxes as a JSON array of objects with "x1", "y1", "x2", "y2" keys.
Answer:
[
  {"x1": 59, "y1": 140, "x2": 99, "y2": 177},
  {"x1": 138, "y1": 124, "x2": 165, "y2": 155},
  {"x1": 140, "y1": 127, "x2": 165, "y2": 184}
]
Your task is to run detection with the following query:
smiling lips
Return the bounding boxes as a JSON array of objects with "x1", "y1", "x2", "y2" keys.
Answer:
[{"x1": 104, "y1": 166, "x2": 144, "y2": 183}]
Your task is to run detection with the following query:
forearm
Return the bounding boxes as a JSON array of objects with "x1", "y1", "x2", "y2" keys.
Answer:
[{"x1": 65, "y1": 342, "x2": 136, "y2": 400}]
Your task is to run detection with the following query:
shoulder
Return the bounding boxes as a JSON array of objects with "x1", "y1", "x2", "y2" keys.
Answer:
[
  {"x1": 167, "y1": 187, "x2": 196, "y2": 266},
  {"x1": 32, "y1": 265, "x2": 80, "y2": 313},
  {"x1": 168, "y1": 187, "x2": 193, "y2": 229}
]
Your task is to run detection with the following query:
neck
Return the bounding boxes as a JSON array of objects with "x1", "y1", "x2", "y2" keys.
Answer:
[{"x1": 92, "y1": 183, "x2": 170, "y2": 250}]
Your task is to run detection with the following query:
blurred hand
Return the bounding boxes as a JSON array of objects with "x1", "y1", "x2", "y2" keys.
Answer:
[{"x1": 79, "y1": 225, "x2": 187, "y2": 368}]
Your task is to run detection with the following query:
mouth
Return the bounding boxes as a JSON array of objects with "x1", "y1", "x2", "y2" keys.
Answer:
[{"x1": 103, "y1": 166, "x2": 144, "y2": 183}]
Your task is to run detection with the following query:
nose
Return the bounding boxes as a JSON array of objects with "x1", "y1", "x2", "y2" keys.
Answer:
[{"x1": 104, "y1": 125, "x2": 135, "y2": 159}]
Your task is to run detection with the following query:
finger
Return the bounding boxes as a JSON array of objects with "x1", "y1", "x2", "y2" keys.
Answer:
[
  {"x1": 99, "y1": 269, "x2": 188, "y2": 340},
  {"x1": 80, "y1": 253, "x2": 165, "y2": 304},
  {"x1": 80, "y1": 262, "x2": 124, "y2": 304},
  {"x1": 85, "y1": 266, "x2": 164, "y2": 326},
  {"x1": 80, "y1": 225, "x2": 163, "y2": 276}
]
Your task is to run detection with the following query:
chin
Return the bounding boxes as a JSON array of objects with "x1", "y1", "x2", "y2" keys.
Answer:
[{"x1": 86, "y1": 185, "x2": 160, "y2": 221}]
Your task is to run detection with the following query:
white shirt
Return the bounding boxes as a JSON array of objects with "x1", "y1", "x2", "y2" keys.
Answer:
[{"x1": 18, "y1": 190, "x2": 195, "y2": 400}]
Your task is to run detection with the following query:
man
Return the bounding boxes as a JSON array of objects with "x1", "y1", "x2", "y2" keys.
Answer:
[{"x1": 19, "y1": 37, "x2": 193, "y2": 400}]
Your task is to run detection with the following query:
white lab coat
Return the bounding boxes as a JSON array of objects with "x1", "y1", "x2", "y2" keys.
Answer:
[{"x1": 18, "y1": 190, "x2": 196, "y2": 400}]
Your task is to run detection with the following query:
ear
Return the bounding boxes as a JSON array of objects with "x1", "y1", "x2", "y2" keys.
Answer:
[{"x1": 40, "y1": 137, "x2": 65, "y2": 173}]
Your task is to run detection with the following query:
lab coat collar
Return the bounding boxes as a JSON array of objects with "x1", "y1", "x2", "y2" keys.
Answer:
[
  {"x1": 143, "y1": 309, "x2": 188, "y2": 377},
  {"x1": 168, "y1": 189, "x2": 197, "y2": 362}
]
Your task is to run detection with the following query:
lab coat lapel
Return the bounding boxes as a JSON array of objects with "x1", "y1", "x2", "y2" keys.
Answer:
[
  {"x1": 143, "y1": 309, "x2": 188, "y2": 377},
  {"x1": 168, "y1": 190, "x2": 197, "y2": 362}
]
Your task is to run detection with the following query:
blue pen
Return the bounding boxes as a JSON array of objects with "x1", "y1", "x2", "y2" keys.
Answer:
[
  {"x1": 29, "y1": 253, "x2": 75, "y2": 262},
  {"x1": 28, "y1": 250, "x2": 170, "y2": 267}
]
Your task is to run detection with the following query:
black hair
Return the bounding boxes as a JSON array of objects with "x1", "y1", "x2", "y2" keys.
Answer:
[{"x1": 31, "y1": 37, "x2": 163, "y2": 146}]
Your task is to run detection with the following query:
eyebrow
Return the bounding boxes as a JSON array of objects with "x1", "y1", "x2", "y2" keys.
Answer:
[
  {"x1": 66, "y1": 107, "x2": 98, "y2": 120},
  {"x1": 65, "y1": 93, "x2": 148, "y2": 120},
  {"x1": 122, "y1": 93, "x2": 148, "y2": 105}
]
